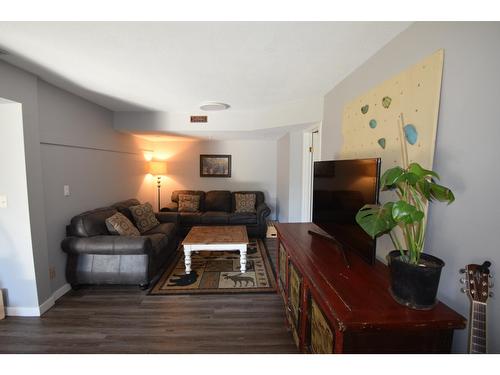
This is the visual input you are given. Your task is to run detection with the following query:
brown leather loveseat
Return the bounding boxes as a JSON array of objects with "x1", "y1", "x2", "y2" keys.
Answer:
[
  {"x1": 61, "y1": 199, "x2": 179, "y2": 289},
  {"x1": 161, "y1": 190, "x2": 271, "y2": 238}
]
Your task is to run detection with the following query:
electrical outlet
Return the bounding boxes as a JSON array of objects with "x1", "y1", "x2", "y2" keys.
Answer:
[
  {"x1": 49, "y1": 267, "x2": 56, "y2": 280},
  {"x1": 63, "y1": 185, "x2": 70, "y2": 197}
]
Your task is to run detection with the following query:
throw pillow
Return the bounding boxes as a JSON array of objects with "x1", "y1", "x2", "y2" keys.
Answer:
[
  {"x1": 234, "y1": 193, "x2": 256, "y2": 213},
  {"x1": 105, "y1": 212, "x2": 140, "y2": 236},
  {"x1": 129, "y1": 202, "x2": 160, "y2": 233},
  {"x1": 178, "y1": 194, "x2": 200, "y2": 212}
]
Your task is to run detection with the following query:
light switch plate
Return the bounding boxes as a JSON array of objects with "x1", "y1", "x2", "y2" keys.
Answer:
[
  {"x1": 63, "y1": 185, "x2": 70, "y2": 197},
  {"x1": 0, "y1": 195, "x2": 7, "y2": 208}
]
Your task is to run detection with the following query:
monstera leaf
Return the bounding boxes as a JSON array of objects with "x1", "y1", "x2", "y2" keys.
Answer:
[
  {"x1": 355, "y1": 202, "x2": 397, "y2": 239},
  {"x1": 416, "y1": 178, "x2": 455, "y2": 203},
  {"x1": 391, "y1": 200, "x2": 424, "y2": 224},
  {"x1": 380, "y1": 166, "x2": 404, "y2": 190},
  {"x1": 408, "y1": 162, "x2": 440, "y2": 180},
  {"x1": 382, "y1": 163, "x2": 437, "y2": 191},
  {"x1": 356, "y1": 159, "x2": 455, "y2": 264},
  {"x1": 429, "y1": 182, "x2": 455, "y2": 203}
]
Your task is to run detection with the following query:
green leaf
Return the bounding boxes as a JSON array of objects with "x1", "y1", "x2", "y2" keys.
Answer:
[
  {"x1": 416, "y1": 179, "x2": 432, "y2": 201},
  {"x1": 391, "y1": 200, "x2": 424, "y2": 224},
  {"x1": 380, "y1": 167, "x2": 404, "y2": 190},
  {"x1": 355, "y1": 203, "x2": 397, "y2": 238},
  {"x1": 399, "y1": 172, "x2": 419, "y2": 186},
  {"x1": 429, "y1": 182, "x2": 455, "y2": 204},
  {"x1": 408, "y1": 162, "x2": 440, "y2": 180}
]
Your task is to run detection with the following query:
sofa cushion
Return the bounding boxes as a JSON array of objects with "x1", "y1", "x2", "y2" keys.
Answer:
[
  {"x1": 69, "y1": 207, "x2": 118, "y2": 237},
  {"x1": 142, "y1": 222, "x2": 177, "y2": 239},
  {"x1": 201, "y1": 211, "x2": 229, "y2": 225},
  {"x1": 129, "y1": 202, "x2": 160, "y2": 233},
  {"x1": 105, "y1": 212, "x2": 140, "y2": 236},
  {"x1": 172, "y1": 190, "x2": 205, "y2": 210},
  {"x1": 234, "y1": 193, "x2": 256, "y2": 213},
  {"x1": 205, "y1": 190, "x2": 231, "y2": 212},
  {"x1": 112, "y1": 198, "x2": 141, "y2": 223},
  {"x1": 229, "y1": 212, "x2": 258, "y2": 225},
  {"x1": 178, "y1": 194, "x2": 200, "y2": 212},
  {"x1": 231, "y1": 191, "x2": 265, "y2": 212},
  {"x1": 144, "y1": 233, "x2": 169, "y2": 255},
  {"x1": 179, "y1": 212, "x2": 203, "y2": 225}
]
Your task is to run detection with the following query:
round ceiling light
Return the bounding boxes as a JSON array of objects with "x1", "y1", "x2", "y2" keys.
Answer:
[{"x1": 200, "y1": 102, "x2": 230, "y2": 111}]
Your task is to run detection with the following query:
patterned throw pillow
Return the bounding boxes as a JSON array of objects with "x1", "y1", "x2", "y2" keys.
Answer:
[
  {"x1": 129, "y1": 202, "x2": 160, "y2": 233},
  {"x1": 178, "y1": 194, "x2": 200, "y2": 212},
  {"x1": 234, "y1": 193, "x2": 256, "y2": 213},
  {"x1": 105, "y1": 212, "x2": 140, "y2": 236}
]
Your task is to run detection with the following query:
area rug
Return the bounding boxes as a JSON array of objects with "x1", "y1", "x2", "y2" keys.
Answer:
[{"x1": 149, "y1": 239, "x2": 276, "y2": 295}]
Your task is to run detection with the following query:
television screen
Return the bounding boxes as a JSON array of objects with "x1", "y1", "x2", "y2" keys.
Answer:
[{"x1": 312, "y1": 158, "x2": 381, "y2": 264}]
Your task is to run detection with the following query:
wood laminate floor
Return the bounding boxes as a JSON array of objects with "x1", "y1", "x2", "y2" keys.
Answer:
[{"x1": 0, "y1": 238, "x2": 298, "y2": 354}]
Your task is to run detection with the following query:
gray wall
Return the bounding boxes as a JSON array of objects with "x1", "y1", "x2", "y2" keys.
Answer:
[
  {"x1": 37, "y1": 80, "x2": 153, "y2": 293},
  {"x1": 276, "y1": 134, "x2": 290, "y2": 222},
  {"x1": 151, "y1": 139, "x2": 278, "y2": 218},
  {"x1": 0, "y1": 60, "x2": 154, "y2": 312},
  {"x1": 322, "y1": 22, "x2": 500, "y2": 353}
]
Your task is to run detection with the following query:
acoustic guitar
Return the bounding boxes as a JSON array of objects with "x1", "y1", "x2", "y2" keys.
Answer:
[{"x1": 460, "y1": 261, "x2": 493, "y2": 354}]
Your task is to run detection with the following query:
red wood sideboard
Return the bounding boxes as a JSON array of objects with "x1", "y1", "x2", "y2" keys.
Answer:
[{"x1": 275, "y1": 222, "x2": 466, "y2": 354}]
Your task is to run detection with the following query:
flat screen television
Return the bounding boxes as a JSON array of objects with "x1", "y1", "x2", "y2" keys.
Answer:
[{"x1": 312, "y1": 158, "x2": 381, "y2": 264}]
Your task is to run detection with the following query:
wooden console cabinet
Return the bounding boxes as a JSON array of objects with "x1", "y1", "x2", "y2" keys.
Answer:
[{"x1": 275, "y1": 223, "x2": 466, "y2": 354}]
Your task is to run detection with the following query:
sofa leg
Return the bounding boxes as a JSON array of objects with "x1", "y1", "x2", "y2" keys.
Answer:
[{"x1": 139, "y1": 283, "x2": 150, "y2": 291}]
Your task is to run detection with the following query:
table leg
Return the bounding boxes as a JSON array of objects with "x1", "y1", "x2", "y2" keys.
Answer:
[
  {"x1": 240, "y1": 246, "x2": 247, "y2": 273},
  {"x1": 184, "y1": 246, "x2": 192, "y2": 275}
]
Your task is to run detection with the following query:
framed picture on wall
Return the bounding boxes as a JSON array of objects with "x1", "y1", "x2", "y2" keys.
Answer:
[{"x1": 200, "y1": 154, "x2": 232, "y2": 177}]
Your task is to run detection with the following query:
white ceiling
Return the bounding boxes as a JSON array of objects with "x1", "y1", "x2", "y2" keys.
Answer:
[{"x1": 0, "y1": 22, "x2": 410, "y2": 138}]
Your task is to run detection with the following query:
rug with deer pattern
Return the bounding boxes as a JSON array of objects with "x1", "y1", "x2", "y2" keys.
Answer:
[{"x1": 149, "y1": 239, "x2": 276, "y2": 295}]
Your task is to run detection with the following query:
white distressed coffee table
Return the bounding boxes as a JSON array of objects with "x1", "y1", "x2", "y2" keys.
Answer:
[{"x1": 182, "y1": 225, "x2": 249, "y2": 274}]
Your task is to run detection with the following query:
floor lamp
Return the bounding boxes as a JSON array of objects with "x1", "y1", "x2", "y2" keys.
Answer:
[{"x1": 149, "y1": 161, "x2": 167, "y2": 212}]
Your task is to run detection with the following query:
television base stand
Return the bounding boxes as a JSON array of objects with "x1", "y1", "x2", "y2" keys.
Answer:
[{"x1": 308, "y1": 230, "x2": 351, "y2": 269}]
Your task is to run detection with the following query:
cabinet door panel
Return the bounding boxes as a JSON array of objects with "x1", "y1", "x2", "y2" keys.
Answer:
[
  {"x1": 288, "y1": 261, "x2": 302, "y2": 328},
  {"x1": 310, "y1": 297, "x2": 335, "y2": 354},
  {"x1": 278, "y1": 243, "x2": 287, "y2": 289}
]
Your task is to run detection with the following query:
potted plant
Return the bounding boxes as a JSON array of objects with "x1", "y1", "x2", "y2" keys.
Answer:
[{"x1": 355, "y1": 118, "x2": 455, "y2": 310}]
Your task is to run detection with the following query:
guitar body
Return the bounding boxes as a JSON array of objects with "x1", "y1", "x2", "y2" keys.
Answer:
[{"x1": 460, "y1": 261, "x2": 493, "y2": 354}]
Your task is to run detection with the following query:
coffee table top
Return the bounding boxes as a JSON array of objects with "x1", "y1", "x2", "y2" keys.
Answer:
[{"x1": 182, "y1": 225, "x2": 249, "y2": 245}]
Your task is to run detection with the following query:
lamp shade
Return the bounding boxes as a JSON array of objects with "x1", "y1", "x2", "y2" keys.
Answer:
[{"x1": 149, "y1": 161, "x2": 167, "y2": 176}]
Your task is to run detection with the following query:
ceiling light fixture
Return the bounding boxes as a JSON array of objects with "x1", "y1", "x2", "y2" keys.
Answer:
[{"x1": 200, "y1": 102, "x2": 230, "y2": 111}]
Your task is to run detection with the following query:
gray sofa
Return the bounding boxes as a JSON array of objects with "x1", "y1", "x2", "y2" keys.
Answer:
[
  {"x1": 61, "y1": 199, "x2": 179, "y2": 289},
  {"x1": 161, "y1": 190, "x2": 271, "y2": 238}
]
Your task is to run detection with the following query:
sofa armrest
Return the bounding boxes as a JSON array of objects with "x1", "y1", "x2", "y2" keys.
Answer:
[
  {"x1": 160, "y1": 202, "x2": 178, "y2": 212},
  {"x1": 256, "y1": 202, "x2": 271, "y2": 223},
  {"x1": 155, "y1": 211, "x2": 179, "y2": 224},
  {"x1": 61, "y1": 235, "x2": 152, "y2": 256}
]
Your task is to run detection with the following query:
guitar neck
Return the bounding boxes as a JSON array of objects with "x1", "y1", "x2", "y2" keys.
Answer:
[{"x1": 470, "y1": 301, "x2": 487, "y2": 354}]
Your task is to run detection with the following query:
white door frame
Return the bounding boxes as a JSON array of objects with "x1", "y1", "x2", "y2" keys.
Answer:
[{"x1": 301, "y1": 123, "x2": 321, "y2": 222}]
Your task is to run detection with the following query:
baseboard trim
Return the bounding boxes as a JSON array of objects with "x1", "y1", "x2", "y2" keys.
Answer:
[
  {"x1": 39, "y1": 283, "x2": 72, "y2": 315},
  {"x1": 38, "y1": 297, "x2": 54, "y2": 315},
  {"x1": 5, "y1": 283, "x2": 72, "y2": 317},
  {"x1": 52, "y1": 283, "x2": 72, "y2": 301},
  {"x1": 6, "y1": 306, "x2": 41, "y2": 317}
]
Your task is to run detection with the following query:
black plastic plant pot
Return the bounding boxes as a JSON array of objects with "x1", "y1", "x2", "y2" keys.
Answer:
[{"x1": 387, "y1": 250, "x2": 445, "y2": 310}]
